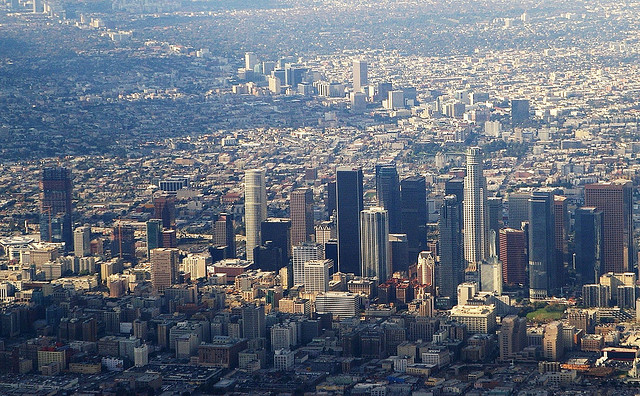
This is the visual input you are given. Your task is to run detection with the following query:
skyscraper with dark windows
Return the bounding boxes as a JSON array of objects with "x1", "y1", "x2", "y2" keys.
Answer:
[
  {"x1": 153, "y1": 194, "x2": 175, "y2": 229},
  {"x1": 326, "y1": 181, "x2": 336, "y2": 219},
  {"x1": 438, "y1": 195, "x2": 463, "y2": 301},
  {"x1": 336, "y1": 167, "x2": 363, "y2": 275},
  {"x1": 290, "y1": 188, "x2": 314, "y2": 246},
  {"x1": 215, "y1": 213, "x2": 235, "y2": 258},
  {"x1": 584, "y1": 180, "x2": 633, "y2": 273},
  {"x1": 528, "y1": 189, "x2": 556, "y2": 300},
  {"x1": 146, "y1": 219, "x2": 162, "y2": 257},
  {"x1": 574, "y1": 207, "x2": 604, "y2": 285},
  {"x1": 375, "y1": 164, "x2": 401, "y2": 234},
  {"x1": 511, "y1": 99, "x2": 530, "y2": 125},
  {"x1": 507, "y1": 191, "x2": 530, "y2": 230},
  {"x1": 261, "y1": 218, "x2": 292, "y2": 265},
  {"x1": 40, "y1": 167, "x2": 73, "y2": 250},
  {"x1": 400, "y1": 176, "x2": 427, "y2": 261}
]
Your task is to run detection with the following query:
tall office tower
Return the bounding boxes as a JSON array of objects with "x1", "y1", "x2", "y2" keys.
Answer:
[
  {"x1": 74, "y1": 227, "x2": 91, "y2": 258},
  {"x1": 292, "y1": 243, "x2": 324, "y2": 286},
  {"x1": 445, "y1": 178, "x2": 464, "y2": 203},
  {"x1": 336, "y1": 167, "x2": 364, "y2": 275},
  {"x1": 582, "y1": 284, "x2": 609, "y2": 307},
  {"x1": 353, "y1": 59, "x2": 368, "y2": 92},
  {"x1": 417, "y1": 251, "x2": 436, "y2": 292},
  {"x1": 528, "y1": 189, "x2": 556, "y2": 300},
  {"x1": 326, "y1": 182, "x2": 336, "y2": 218},
  {"x1": 498, "y1": 315, "x2": 527, "y2": 361},
  {"x1": 543, "y1": 321, "x2": 563, "y2": 361},
  {"x1": 284, "y1": 64, "x2": 307, "y2": 88},
  {"x1": 241, "y1": 304, "x2": 265, "y2": 340},
  {"x1": 245, "y1": 169, "x2": 267, "y2": 262},
  {"x1": 389, "y1": 234, "x2": 409, "y2": 273},
  {"x1": 487, "y1": 197, "x2": 503, "y2": 251},
  {"x1": 315, "y1": 221, "x2": 336, "y2": 245},
  {"x1": 479, "y1": 231, "x2": 503, "y2": 295},
  {"x1": 400, "y1": 176, "x2": 427, "y2": 260},
  {"x1": 153, "y1": 194, "x2": 176, "y2": 229},
  {"x1": 303, "y1": 259, "x2": 332, "y2": 293},
  {"x1": 360, "y1": 207, "x2": 391, "y2": 281},
  {"x1": 511, "y1": 99, "x2": 530, "y2": 125},
  {"x1": 111, "y1": 224, "x2": 135, "y2": 259},
  {"x1": 214, "y1": 213, "x2": 236, "y2": 258},
  {"x1": 290, "y1": 188, "x2": 314, "y2": 246},
  {"x1": 261, "y1": 218, "x2": 292, "y2": 265},
  {"x1": 161, "y1": 228, "x2": 177, "y2": 248},
  {"x1": 438, "y1": 196, "x2": 463, "y2": 300},
  {"x1": 150, "y1": 248, "x2": 179, "y2": 293},
  {"x1": 463, "y1": 147, "x2": 489, "y2": 268},
  {"x1": 507, "y1": 192, "x2": 531, "y2": 230},
  {"x1": 574, "y1": 207, "x2": 604, "y2": 284},
  {"x1": 245, "y1": 52, "x2": 258, "y2": 71},
  {"x1": 375, "y1": 164, "x2": 401, "y2": 233},
  {"x1": 553, "y1": 196, "x2": 568, "y2": 284},
  {"x1": 499, "y1": 228, "x2": 527, "y2": 285},
  {"x1": 40, "y1": 167, "x2": 73, "y2": 249},
  {"x1": 146, "y1": 219, "x2": 162, "y2": 257},
  {"x1": 584, "y1": 180, "x2": 633, "y2": 273}
]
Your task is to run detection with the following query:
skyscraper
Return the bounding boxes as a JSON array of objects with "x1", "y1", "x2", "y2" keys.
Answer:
[
  {"x1": 326, "y1": 181, "x2": 336, "y2": 218},
  {"x1": 528, "y1": 189, "x2": 556, "y2": 300},
  {"x1": 150, "y1": 248, "x2": 179, "y2": 293},
  {"x1": 417, "y1": 251, "x2": 436, "y2": 293},
  {"x1": 292, "y1": 243, "x2": 324, "y2": 286},
  {"x1": 290, "y1": 188, "x2": 314, "y2": 246},
  {"x1": 375, "y1": 164, "x2": 401, "y2": 233},
  {"x1": 40, "y1": 167, "x2": 73, "y2": 249},
  {"x1": 241, "y1": 304, "x2": 265, "y2": 340},
  {"x1": 463, "y1": 147, "x2": 489, "y2": 268},
  {"x1": 214, "y1": 213, "x2": 235, "y2": 258},
  {"x1": 146, "y1": 219, "x2": 162, "y2": 258},
  {"x1": 153, "y1": 194, "x2": 175, "y2": 229},
  {"x1": 245, "y1": 169, "x2": 267, "y2": 262},
  {"x1": 74, "y1": 226, "x2": 91, "y2": 258},
  {"x1": 111, "y1": 223, "x2": 135, "y2": 259},
  {"x1": 360, "y1": 207, "x2": 391, "y2": 281},
  {"x1": 507, "y1": 191, "x2": 531, "y2": 230},
  {"x1": 353, "y1": 59, "x2": 368, "y2": 92},
  {"x1": 336, "y1": 167, "x2": 364, "y2": 275},
  {"x1": 553, "y1": 196, "x2": 568, "y2": 285},
  {"x1": 487, "y1": 197, "x2": 503, "y2": 251},
  {"x1": 499, "y1": 228, "x2": 527, "y2": 285},
  {"x1": 261, "y1": 218, "x2": 292, "y2": 264},
  {"x1": 303, "y1": 259, "x2": 332, "y2": 293},
  {"x1": 400, "y1": 176, "x2": 427, "y2": 260},
  {"x1": 574, "y1": 207, "x2": 604, "y2": 285},
  {"x1": 584, "y1": 180, "x2": 633, "y2": 273},
  {"x1": 245, "y1": 52, "x2": 258, "y2": 71},
  {"x1": 498, "y1": 315, "x2": 527, "y2": 361},
  {"x1": 438, "y1": 195, "x2": 463, "y2": 301}
]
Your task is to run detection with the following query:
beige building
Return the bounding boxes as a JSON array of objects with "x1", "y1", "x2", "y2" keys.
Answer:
[
  {"x1": 543, "y1": 321, "x2": 564, "y2": 361},
  {"x1": 150, "y1": 248, "x2": 179, "y2": 293},
  {"x1": 449, "y1": 305, "x2": 496, "y2": 334}
]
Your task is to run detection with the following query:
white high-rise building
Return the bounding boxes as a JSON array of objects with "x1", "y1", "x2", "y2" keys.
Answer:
[
  {"x1": 182, "y1": 253, "x2": 211, "y2": 280},
  {"x1": 303, "y1": 259, "x2": 332, "y2": 293},
  {"x1": 360, "y1": 207, "x2": 391, "y2": 281},
  {"x1": 74, "y1": 226, "x2": 91, "y2": 258},
  {"x1": 292, "y1": 243, "x2": 323, "y2": 286},
  {"x1": 244, "y1": 169, "x2": 267, "y2": 262},
  {"x1": 315, "y1": 291, "x2": 359, "y2": 319},
  {"x1": 463, "y1": 147, "x2": 489, "y2": 268},
  {"x1": 353, "y1": 59, "x2": 367, "y2": 92},
  {"x1": 245, "y1": 52, "x2": 258, "y2": 71}
]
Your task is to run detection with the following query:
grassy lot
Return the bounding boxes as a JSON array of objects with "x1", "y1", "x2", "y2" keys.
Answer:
[{"x1": 525, "y1": 304, "x2": 566, "y2": 322}]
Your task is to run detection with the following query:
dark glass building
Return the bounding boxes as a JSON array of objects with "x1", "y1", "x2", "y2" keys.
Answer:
[
  {"x1": 574, "y1": 207, "x2": 604, "y2": 285},
  {"x1": 261, "y1": 218, "x2": 292, "y2": 264},
  {"x1": 336, "y1": 168, "x2": 364, "y2": 275},
  {"x1": 528, "y1": 189, "x2": 556, "y2": 300},
  {"x1": 375, "y1": 164, "x2": 401, "y2": 233},
  {"x1": 39, "y1": 167, "x2": 73, "y2": 250},
  {"x1": 438, "y1": 195, "x2": 463, "y2": 301},
  {"x1": 400, "y1": 176, "x2": 427, "y2": 261}
]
